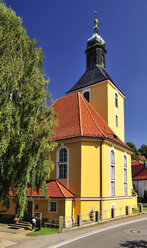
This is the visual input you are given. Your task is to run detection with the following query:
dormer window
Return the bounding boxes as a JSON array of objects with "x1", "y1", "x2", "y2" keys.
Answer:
[{"x1": 82, "y1": 88, "x2": 90, "y2": 103}]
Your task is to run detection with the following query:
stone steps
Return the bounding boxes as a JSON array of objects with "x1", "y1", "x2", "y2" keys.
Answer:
[{"x1": 8, "y1": 221, "x2": 31, "y2": 230}]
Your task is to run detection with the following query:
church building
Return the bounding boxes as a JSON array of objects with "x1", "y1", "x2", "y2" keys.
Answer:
[
  {"x1": 49, "y1": 17, "x2": 137, "y2": 219},
  {"x1": 0, "y1": 17, "x2": 137, "y2": 222}
]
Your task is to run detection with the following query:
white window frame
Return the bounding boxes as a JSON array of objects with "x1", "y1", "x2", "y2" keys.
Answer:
[
  {"x1": 82, "y1": 88, "x2": 91, "y2": 103},
  {"x1": 123, "y1": 153, "x2": 128, "y2": 196},
  {"x1": 48, "y1": 201, "x2": 58, "y2": 213},
  {"x1": 110, "y1": 147, "x2": 116, "y2": 197},
  {"x1": 56, "y1": 146, "x2": 69, "y2": 186}
]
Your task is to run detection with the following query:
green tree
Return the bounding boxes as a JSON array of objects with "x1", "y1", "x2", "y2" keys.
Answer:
[
  {"x1": 0, "y1": 1, "x2": 56, "y2": 218},
  {"x1": 138, "y1": 145, "x2": 147, "y2": 159},
  {"x1": 126, "y1": 142, "x2": 140, "y2": 160}
]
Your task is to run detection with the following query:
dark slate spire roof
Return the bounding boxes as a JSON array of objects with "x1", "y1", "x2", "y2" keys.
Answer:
[
  {"x1": 66, "y1": 65, "x2": 125, "y2": 96},
  {"x1": 66, "y1": 66, "x2": 111, "y2": 94}
]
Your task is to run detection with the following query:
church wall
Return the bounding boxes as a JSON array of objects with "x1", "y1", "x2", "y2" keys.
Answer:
[
  {"x1": 50, "y1": 141, "x2": 81, "y2": 196},
  {"x1": 102, "y1": 197, "x2": 137, "y2": 219},
  {"x1": 102, "y1": 142, "x2": 133, "y2": 197},
  {"x1": 107, "y1": 82, "x2": 125, "y2": 142},
  {"x1": 67, "y1": 141, "x2": 81, "y2": 196},
  {"x1": 79, "y1": 82, "x2": 108, "y2": 124},
  {"x1": 81, "y1": 140, "x2": 100, "y2": 197},
  {"x1": 90, "y1": 82, "x2": 108, "y2": 123},
  {"x1": 80, "y1": 200, "x2": 100, "y2": 215}
]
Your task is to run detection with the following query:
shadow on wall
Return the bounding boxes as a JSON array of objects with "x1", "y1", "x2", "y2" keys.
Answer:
[{"x1": 120, "y1": 240, "x2": 147, "y2": 247}]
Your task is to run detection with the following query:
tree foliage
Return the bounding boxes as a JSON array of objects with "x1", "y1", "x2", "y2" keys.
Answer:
[
  {"x1": 127, "y1": 142, "x2": 147, "y2": 161},
  {"x1": 126, "y1": 142, "x2": 140, "y2": 161},
  {"x1": 138, "y1": 145, "x2": 147, "y2": 160},
  {"x1": 0, "y1": 1, "x2": 56, "y2": 217}
]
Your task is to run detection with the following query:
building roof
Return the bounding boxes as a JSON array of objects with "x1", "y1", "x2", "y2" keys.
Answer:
[
  {"x1": 133, "y1": 167, "x2": 147, "y2": 180},
  {"x1": 52, "y1": 92, "x2": 131, "y2": 150},
  {"x1": 132, "y1": 164, "x2": 144, "y2": 178},
  {"x1": 66, "y1": 66, "x2": 125, "y2": 96},
  {"x1": 9, "y1": 180, "x2": 75, "y2": 198},
  {"x1": 132, "y1": 160, "x2": 144, "y2": 166}
]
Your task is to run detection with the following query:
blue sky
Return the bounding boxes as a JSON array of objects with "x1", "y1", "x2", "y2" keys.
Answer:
[{"x1": 5, "y1": 0, "x2": 147, "y2": 149}]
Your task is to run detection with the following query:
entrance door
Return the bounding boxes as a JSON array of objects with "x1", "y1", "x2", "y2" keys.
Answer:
[{"x1": 23, "y1": 201, "x2": 33, "y2": 221}]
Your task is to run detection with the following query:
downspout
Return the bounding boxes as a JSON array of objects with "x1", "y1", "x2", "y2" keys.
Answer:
[{"x1": 100, "y1": 137, "x2": 104, "y2": 220}]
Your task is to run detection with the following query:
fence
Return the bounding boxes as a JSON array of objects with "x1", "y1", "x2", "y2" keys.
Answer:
[{"x1": 59, "y1": 204, "x2": 144, "y2": 232}]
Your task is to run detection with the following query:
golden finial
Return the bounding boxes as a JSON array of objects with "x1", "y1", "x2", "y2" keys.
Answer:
[{"x1": 94, "y1": 10, "x2": 98, "y2": 25}]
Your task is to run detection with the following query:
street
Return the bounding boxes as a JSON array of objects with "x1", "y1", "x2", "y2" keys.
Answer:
[
  {"x1": 47, "y1": 217, "x2": 147, "y2": 248},
  {"x1": 7, "y1": 215, "x2": 147, "y2": 248}
]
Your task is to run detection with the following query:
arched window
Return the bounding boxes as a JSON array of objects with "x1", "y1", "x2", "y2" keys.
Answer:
[
  {"x1": 83, "y1": 91, "x2": 89, "y2": 102},
  {"x1": 123, "y1": 154, "x2": 128, "y2": 196},
  {"x1": 57, "y1": 147, "x2": 68, "y2": 179},
  {"x1": 82, "y1": 88, "x2": 90, "y2": 103},
  {"x1": 110, "y1": 149, "x2": 116, "y2": 196}
]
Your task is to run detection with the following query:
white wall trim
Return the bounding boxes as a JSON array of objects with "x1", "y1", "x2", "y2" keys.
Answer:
[{"x1": 75, "y1": 196, "x2": 134, "y2": 201}]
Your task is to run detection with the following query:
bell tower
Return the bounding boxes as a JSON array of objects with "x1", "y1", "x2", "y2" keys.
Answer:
[{"x1": 66, "y1": 15, "x2": 125, "y2": 142}]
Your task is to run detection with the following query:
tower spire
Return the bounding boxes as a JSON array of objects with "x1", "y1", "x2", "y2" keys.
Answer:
[{"x1": 85, "y1": 12, "x2": 106, "y2": 70}]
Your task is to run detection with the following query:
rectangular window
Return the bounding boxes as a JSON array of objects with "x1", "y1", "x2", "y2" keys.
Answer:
[
  {"x1": 124, "y1": 169, "x2": 127, "y2": 181},
  {"x1": 59, "y1": 164, "x2": 67, "y2": 179},
  {"x1": 48, "y1": 202, "x2": 57, "y2": 212},
  {"x1": 110, "y1": 150, "x2": 116, "y2": 197},
  {"x1": 115, "y1": 115, "x2": 118, "y2": 128},
  {"x1": 111, "y1": 166, "x2": 115, "y2": 180},
  {"x1": 124, "y1": 183, "x2": 128, "y2": 196},
  {"x1": 115, "y1": 93, "x2": 118, "y2": 108},
  {"x1": 123, "y1": 155, "x2": 128, "y2": 196},
  {"x1": 111, "y1": 182, "x2": 115, "y2": 196}
]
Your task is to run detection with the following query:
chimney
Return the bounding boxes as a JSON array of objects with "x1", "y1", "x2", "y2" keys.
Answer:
[{"x1": 144, "y1": 162, "x2": 147, "y2": 169}]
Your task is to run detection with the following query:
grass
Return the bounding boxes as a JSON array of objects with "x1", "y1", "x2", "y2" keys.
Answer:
[
  {"x1": 132, "y1": 205, "x2": 147, "y2": 214},
  {"x1": 26, "y1": 228, "x2": 59, "y2": 236}
]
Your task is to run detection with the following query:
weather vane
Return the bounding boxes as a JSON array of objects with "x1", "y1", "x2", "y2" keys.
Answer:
[{"x1": 94, "y1": 10, "x2": 98, "y2": 25}]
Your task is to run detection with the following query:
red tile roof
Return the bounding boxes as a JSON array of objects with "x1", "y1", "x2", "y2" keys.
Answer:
[
  {"x1": 52, "y1": 92, "x2": 131, "y2": 150},
  {"x1": 141, "y1": 156, "x2": 146, "y2": 160},
  {"x1": 131, "y1": 164, "x2": 144, "y2": 178},
  {"x1": 133, "y1": 168, "x2": 147, "y2": 180},
  {"x1": 9, "y1": 181, "x2": 75, "y2": 198},
  {"x1": 132, "y1": 160, "x2": 144, "y2": 166}
]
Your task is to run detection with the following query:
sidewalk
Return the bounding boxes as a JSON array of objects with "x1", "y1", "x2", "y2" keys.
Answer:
[
  {"x1": 5, "y1": 214, "x2": 147, "y2": 248},
  {"x1": 0, "y1": 224, "x2": 29, "y2": 248}
]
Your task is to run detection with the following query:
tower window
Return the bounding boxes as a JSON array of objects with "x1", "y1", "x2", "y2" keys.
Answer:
[
  {"x1": 115, "y1": 93, "x2": 118, "y2": 108},
  {"x1": 83, "y1": 91, "x2": 90, "y2": 102},
  {"x1": 82, "y1": 89, "x2": 90, "y2": 103},
  {"x1": 115, "y1": 115, "x2": 118, "y2": 128},
  {"x1": 102, "y1": 54, "x2": 105, "y2": 67}
]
